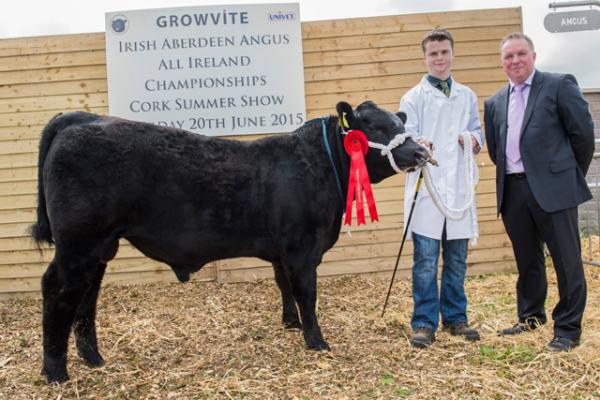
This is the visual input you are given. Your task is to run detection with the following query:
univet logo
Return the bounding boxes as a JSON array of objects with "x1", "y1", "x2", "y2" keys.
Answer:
[
  {"x1": 267, "y1": 11, "x2": 297, "y2": 22},
  {"x1": 111, "y1": 15, "x2": 129, "y2": 34}
]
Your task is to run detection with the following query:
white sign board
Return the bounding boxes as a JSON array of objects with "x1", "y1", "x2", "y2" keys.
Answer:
[{"x1": 105, "y1": 3, "x2": 306, "y2": 136}]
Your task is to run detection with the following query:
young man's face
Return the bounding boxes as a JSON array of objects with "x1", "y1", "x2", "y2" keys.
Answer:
[
  {"x1": 501, "y1": 38, "x2": 536, "y2": 84},
  {"x1": 423, "y1": 39, "x2": 453, "y2": 80}
]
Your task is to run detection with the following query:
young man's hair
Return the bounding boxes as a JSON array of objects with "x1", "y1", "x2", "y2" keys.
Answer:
[
  {"x1": 421, "y1": 28, "x2": 454, "y2": 53},
  {"x1": 500, "y1": 32, "x2": 535, "y2": 51}
]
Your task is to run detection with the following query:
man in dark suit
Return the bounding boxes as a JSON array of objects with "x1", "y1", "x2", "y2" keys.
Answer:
[{"x1": 484, "y1": 32, "x2": 595, "y2": 352}]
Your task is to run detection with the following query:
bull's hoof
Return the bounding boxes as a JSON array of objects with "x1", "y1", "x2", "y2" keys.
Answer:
[
  {"x1": 283, "y1": 319, "x2": 302, "y2": 330},
  {"x1": 306, "y1": 339, "x2": 331, "y2": 351},
  {"x1": 76, "y1": 341, "x2": 105, "y2": 367},
  {"x1": 42, "y1": 365, "x2": 69, "y2": 384},
  {"x1": 78, "y1": 349, "x2": 105, "y2": 367}
]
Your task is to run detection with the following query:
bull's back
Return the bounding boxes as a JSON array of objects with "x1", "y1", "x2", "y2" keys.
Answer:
[
  {"x1": 43, "y1": 116, "x2": 292, "y2": 246},
  {"x1": 40, "y1": 113, "x2": 340, "y2": 266}
]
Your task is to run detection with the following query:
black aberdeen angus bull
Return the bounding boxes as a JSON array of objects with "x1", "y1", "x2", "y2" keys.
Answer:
[{"x1": 31, "y1": 101, "x2": 428, "y2": 383}]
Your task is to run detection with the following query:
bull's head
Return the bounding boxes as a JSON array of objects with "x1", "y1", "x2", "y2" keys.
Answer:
[{"x1": 336, "y1": 100, "x2": 431, "y2": 183}]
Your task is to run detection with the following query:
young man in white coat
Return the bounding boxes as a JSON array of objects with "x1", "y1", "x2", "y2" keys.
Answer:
[{"x1": 400, "y1": 29, "x2": 483, "y2": 348}]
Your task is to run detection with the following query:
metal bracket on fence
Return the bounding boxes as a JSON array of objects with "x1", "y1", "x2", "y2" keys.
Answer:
[
  {"x1": 549, "y1": 1, "x2": 600, "y2": 9},
  {"x1": 582, "y1": 138, "x2": 600, "y2": 267},
  {"x1": 545, "y1": 1, "x2": 600, "y2": 32}
]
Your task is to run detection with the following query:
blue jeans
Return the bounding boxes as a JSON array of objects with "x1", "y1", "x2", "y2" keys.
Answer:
[{"x1": 411, "y1": 230, "x2": 469, "y2": 332}]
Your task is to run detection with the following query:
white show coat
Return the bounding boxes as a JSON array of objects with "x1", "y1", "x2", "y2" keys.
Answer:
[{"x1": 400, "y1": 75, "x2": 483, "y2": 241}]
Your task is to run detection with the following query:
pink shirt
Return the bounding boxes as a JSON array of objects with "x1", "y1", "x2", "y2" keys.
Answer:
[{"x1": 505, "y1": 70, "x2": 535, "y2": 174}]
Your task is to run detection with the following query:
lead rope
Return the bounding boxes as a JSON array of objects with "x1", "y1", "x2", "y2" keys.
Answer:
[
  {"x1": 420, "y1": 131, "x2": 479, "y2": 244},
  {"x1": 421, "y1": 131, "x2": 477, "y2": 220}
]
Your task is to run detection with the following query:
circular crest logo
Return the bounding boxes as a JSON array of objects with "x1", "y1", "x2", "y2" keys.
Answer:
[{"x1": 111, "y1": 15, "x2": 129, "y2": 34}]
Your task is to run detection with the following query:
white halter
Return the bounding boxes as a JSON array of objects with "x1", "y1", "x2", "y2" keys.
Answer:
[{"x1": 339, "y1": 130, "x2": 418, "y2": 173}]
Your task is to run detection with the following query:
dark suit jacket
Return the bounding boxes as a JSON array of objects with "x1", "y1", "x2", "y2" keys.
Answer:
[{"x1": 484, "y1": 70, "x2": 595, "y2": 214}]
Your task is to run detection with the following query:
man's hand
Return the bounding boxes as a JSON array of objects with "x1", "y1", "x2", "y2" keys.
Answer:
[
  {"x1": 458, "y1": 134, "x2": 480, "y2": 153},
  {"x1": 416, "y1": 136, "x2": 433, "y2": 150}
]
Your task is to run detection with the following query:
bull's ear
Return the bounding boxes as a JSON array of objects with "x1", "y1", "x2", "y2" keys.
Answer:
[
  {"x1": 396, "y1": 111, "x2": 407, "y2": 124},
  {"x1": 336, "y1": 102, "x2": 355, "y2": 129}
]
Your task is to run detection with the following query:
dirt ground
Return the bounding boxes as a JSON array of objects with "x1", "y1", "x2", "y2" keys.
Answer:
[{"x1": 1, "y1": 261, "x2": 599, "y2": 399}]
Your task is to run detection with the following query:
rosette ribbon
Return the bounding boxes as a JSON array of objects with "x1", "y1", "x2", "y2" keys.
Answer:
[{"x1": 344, "y1": 130, "x2": 379, "y2": 225}]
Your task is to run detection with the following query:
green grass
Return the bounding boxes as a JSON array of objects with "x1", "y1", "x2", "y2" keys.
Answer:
[
  {"x1": 479, "y1": 344, "x2": 536, "y2": 363},
  {"x1": 394, "y1": 385, "x2": 414, "y2": 398},
  {"x1": 375, "y1": 373, "x2": 415, "y2": 399},
  {"x1": 380, "y1": 372, "x2": 394, "y2": 385}
]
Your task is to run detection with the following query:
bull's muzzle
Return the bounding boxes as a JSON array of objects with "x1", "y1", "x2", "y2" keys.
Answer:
[{"x1": 416, "y1": 147, "x2": 437, "y2": 167}]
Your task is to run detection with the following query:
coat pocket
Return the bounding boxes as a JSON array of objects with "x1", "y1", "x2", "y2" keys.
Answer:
[{"x1": 550, "y1": 157, "x2": 577, "y2": 173}]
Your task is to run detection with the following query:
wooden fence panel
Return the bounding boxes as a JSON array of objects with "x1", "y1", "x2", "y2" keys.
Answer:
[{"x1": 0, "y1": 7, "x2": 521, "y2": 296}]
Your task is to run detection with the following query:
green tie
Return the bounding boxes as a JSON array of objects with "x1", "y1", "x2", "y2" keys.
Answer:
[{"x1": 439, "y1": 80, "x2": 450, "y2": 97}]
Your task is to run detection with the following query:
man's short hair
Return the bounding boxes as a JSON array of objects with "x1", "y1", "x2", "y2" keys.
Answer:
[
  {"x1": 500, "y1": 32, "x2": 535, "y2": 51},
  {"x1": 421, "y1": 29, "x2": 454, "y2": 53}
]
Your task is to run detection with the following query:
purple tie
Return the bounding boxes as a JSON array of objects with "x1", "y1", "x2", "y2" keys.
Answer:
[{"x1": 506, "y1": 84, "x2": 526, "y2": 163}]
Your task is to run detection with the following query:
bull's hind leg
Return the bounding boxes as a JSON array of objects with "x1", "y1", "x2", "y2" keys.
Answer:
[
  {"x1": 283, "y1": 255, "x2": 330, "y2": 351},
  {"x1": 73, "y1": 262, "x2": 107, "y2": 367},
  {"x1": 41, "y1": 260, "x2": 89, "y2": 383},
  {"x1": 272, "y1": 262, "x2": 301, "y2": 329}
]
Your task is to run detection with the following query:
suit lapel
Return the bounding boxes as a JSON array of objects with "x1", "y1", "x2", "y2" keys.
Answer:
[
  {"x1": 497, "y1": 84, "x2": 510, "y2": 154},
  {"x1": 520, "y1": 70, "x2": 544, "y2": 136}
]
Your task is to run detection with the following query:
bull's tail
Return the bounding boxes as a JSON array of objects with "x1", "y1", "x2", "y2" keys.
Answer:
[
  {"x1": 30, "y1": 113, "x2": 65, "y2": 246},
  {"x1": 30, "y1": 111, "x2": 100, "y2": 245}
]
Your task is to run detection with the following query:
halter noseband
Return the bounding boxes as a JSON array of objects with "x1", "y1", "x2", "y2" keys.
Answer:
[{"x1": 338, "y1": 127, "x2": 417, "y2": 173}]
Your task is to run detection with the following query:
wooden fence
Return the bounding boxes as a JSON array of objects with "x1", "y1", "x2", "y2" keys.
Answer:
[{"x1": 0, "y1": 7, "x2": 522, "y2": 298}]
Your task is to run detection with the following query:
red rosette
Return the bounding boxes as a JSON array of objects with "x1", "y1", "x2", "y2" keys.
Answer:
[{"x1": 343, "y1": 130, "x2": 379, "y2": 225}]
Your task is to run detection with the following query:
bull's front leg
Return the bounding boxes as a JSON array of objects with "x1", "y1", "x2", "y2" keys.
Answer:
[{"x1": 285, "y1": 260, "x2": 330, "y2": 351}]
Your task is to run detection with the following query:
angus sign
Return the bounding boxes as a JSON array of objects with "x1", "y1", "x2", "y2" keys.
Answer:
[{"x1": 544, "y1": 9, "x2": 600, "y2": 32}]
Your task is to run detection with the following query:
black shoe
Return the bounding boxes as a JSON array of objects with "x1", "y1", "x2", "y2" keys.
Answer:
[
  {"x1": 444, "y1": 322, "x2": 480, "y2": 341},
  {"x1": 410, "y1": 328, "x2": 435, "y2": 349},
  {"x1": 545, "y1": 337, "x2": 579, "y2": 352},
  {"x1": 498, "y1": 319, "x2": 543, "y2": 335}
]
